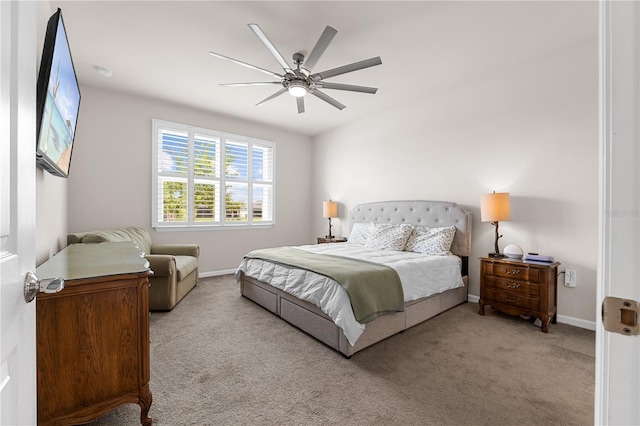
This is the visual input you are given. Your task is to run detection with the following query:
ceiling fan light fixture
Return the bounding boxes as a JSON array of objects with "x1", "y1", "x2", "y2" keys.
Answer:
[{"x1": 288, "y1": 80, "x2": 308, "y2": 97}]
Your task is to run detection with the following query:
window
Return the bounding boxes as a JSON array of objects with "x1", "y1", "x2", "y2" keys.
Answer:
[{"x1": 152, "y1": 119, "x2": 275, "y2": 229}]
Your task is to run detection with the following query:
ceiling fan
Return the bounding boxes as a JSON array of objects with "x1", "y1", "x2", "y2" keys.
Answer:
[{"x1": 209, "y1": 24, "x2": 382, "y2": 114}]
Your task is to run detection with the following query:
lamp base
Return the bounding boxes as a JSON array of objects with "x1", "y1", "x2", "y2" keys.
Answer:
[{"x1": 488, "y1": 252, "x2": 506, "y2": 258}]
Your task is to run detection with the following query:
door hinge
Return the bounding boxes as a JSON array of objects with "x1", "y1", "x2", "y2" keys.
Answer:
[{"x1": 602, "y1": 297, "x2": 640, "y2": 336}]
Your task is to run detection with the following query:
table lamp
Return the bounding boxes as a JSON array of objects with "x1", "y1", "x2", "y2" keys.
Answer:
[
  {"x1": 481, "y1": 192, "x2": 511, "y2": 258},
  {"x1": 323, "y1": 200, "x2": 338, "y2": 240}
]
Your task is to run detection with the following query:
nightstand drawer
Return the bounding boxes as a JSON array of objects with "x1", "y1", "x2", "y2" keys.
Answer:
[
  {"x1": 485, "y1": 277, "x2": 540, "y2": 297},
  {"x1": 484, "y1": 262, "x2": 541, "y2": 283},
  {"x1": 485, "y1": 288, "x2": 540, "y2": 310}
]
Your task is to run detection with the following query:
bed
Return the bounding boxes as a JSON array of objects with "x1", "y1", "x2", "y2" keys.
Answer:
[{"x1": 236, "y1": 200, "x2": 472, "y2": 357}]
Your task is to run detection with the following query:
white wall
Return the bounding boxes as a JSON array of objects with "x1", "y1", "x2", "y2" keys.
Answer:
[
  {"x1": 312, "y1": 38, "x2": 599, "y2": 324},
  {"x1": 35, "y1": 1, "x2": 68, "y2": 266},
  {"x1": 68, "y1": 86, "x2": 312, "y2": 274}
]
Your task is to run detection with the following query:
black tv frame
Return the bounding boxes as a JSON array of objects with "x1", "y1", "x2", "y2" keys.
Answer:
[{"x1": 36, "y1": 8, "x2": 81, "y2": 178}]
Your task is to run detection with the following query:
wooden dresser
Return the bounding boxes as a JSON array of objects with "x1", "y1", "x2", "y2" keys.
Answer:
[
  {"x1": 36, "y1": 242, "x2": 153, "y2": 425},
  {"x1": 478, "y1": 257, "x2": 560, "y2": 333}
]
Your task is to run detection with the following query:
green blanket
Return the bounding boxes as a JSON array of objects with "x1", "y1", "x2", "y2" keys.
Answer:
[{"x1": 245, "y1": 247, "x2": 404, "y2": 323}]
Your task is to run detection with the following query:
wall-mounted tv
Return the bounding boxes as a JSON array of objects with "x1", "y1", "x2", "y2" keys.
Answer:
[{"x1": 36, "y1": 8, "x2": 81, "y2": 178}]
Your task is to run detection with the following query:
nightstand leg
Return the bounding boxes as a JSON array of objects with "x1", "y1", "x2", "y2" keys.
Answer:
[
  {"x1": 541, "y1": 315, "x2": 550, "y2": 333},
  {"x1": 478, "y1": 300, "x2": 485, "y2": 315}
]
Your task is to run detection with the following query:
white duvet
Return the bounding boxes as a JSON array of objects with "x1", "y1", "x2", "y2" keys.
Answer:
[{"x1": 235, "y1": 243, "x2": 464, "y2": 346}]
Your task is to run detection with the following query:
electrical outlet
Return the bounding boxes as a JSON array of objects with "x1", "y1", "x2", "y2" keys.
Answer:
[{"x1": 565, "y1": 269, "x2": 577, "y2": 287}]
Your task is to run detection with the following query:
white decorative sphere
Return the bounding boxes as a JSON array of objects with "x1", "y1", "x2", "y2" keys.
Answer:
[{"x1": 503, "y1": 244, "x2": 524, "y2": 259}]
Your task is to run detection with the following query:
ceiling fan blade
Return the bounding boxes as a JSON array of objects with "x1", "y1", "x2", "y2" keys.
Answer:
[
  {"x1": 310, "y1": 89, "x2": 346, "y2": 110},
  {"x1": 256, "y1": 88, "x2": 287, "y2": 107},
  {"x1": 296, "y1": 96, "x2": 305, "y2": 114},
  {"x1": 302, "y1": 26, "x2": 337, "y2": 74},
  {"x1": 220, "y1": 82, "x2": 281, "y2": 87},
  {"x1": 209, "y1": 52, "x2": 283, "y2": 79},
  {"x1": 318, "y1": 82, "x2": 378, "y2": 94},
  {"x1": 312, "y1": 57, "x2": 382, "y2": 81},
  {"x1": 248, "y1": 23, "x2": 294, "y2": 75}
]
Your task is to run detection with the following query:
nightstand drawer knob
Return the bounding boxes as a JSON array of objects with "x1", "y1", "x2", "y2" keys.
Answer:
[
  {"x1": 502, "y1": 268, "x2": 521, "y2": 275},
  {"x1": 500, "y1": 282, "x2": 521, "y2": 289}
]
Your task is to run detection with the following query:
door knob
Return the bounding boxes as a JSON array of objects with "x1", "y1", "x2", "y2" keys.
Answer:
[{"x1": 23, "y1": 271, "x2": 64, "y2": 303}]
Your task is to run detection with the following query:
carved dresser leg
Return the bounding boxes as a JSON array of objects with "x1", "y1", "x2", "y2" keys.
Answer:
[{"x1": 139, "y1": 389, "x2": 153, "y2": 426}]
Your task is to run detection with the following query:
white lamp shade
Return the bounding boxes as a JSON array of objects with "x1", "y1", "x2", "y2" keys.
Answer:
[
  {"x1": 481, "y1": 192, "x2": 511, "y2": 222},
  {"x1": 323, "y1": 200, "x2": 338, "y2": 218}
]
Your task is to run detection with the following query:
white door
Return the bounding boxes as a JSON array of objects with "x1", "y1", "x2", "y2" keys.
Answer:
[
  {"x1": 596, "y1": 1, "x2": 640, "y2": 424},
  {"x1": 0, "y1": 1, "x2": 37, "y2": 425}
]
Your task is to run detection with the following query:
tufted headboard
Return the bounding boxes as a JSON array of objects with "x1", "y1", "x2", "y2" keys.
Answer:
[{"x1": 348, "y1": 200, "x2": 472, "y2": 274}]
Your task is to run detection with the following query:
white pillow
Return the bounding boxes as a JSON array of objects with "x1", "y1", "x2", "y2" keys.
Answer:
[
  {"x1": 365, "y1": 224, "x2": 414, "y2": 251},
  {"x1": 405, "y1": 226, "x2": 456, "y2": 255},
  {"x1": 347, "y1": 222, "x2": 374, "y2": 245}
]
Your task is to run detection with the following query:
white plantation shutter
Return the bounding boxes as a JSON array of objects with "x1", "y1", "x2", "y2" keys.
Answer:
[
  {"x1": 225, "y1": 140, "x2": 249, "y2": 221},
  {"x1": 157, "y1": 129, "x2": 188, "y2": 223},
  {"x1": 252, "y1": 143, "x2": 273, "y2": 221},
  {"x1": 152, "y1": 119, "x2": 275, "y2": 229},
  {"x1": 193, "y1": 133, "x2": 219, "y2": 223}
]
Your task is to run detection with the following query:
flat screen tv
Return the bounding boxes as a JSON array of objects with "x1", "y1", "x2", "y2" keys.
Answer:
[{"x1": 36, "y1": 8, "x2": 81, "y2": 178}]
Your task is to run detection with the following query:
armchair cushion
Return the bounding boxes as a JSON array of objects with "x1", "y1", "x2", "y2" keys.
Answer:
[{"x1": 174, "y1": 255, "x2": 199, "y2": 281}]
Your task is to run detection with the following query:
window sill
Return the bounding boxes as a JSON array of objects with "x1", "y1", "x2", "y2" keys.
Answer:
[{"x1": 153, "y1": 223, "x2": 274, "y2": 232}]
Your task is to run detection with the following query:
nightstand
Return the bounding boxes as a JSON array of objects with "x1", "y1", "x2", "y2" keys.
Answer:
[
  {"x1": 478, "y1": 257, "x2": 560, "y2": 333},
  {"x1": 317, "y1": 237, "x2": 348, "y2": 244}
]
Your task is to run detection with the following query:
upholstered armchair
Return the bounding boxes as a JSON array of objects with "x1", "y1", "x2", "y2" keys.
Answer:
[{"x1": 67, "y1": 227, "x2": 199, "y2": 311}]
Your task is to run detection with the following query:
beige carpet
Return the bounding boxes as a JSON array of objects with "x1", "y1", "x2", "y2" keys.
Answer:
[{"x1": 89, "y1": 275, "x2": 594, "y2": 425}]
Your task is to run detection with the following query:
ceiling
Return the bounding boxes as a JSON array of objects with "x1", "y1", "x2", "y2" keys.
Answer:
[{"x1": 50, "y1": 1, "x2": 597, "y2": 137}]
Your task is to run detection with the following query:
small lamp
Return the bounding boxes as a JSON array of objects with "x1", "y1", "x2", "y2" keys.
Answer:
[
  {"x1": 481, "y1": 192, "x2": 511, "y2": 258},
  {"x1": 323, "y1": 200, "x2": 338, "y2": 240}
]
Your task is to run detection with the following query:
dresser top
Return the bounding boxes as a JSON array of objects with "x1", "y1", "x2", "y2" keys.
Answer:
[
  {"x1": 36, "y1": 242, "x2": 150, "y2": 281},
  {"x1": 480, "y1": 256, "x2": 561, "y2": 268}
]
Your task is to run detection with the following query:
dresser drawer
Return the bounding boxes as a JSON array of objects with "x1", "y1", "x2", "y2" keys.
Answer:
[
  {"x1": 485, "y1": 288, "x2": 540, "y2": 310},
  {"x1": 485, "y1": 276, "x2": 540, "y2": 297},
  {"x1": 484, "y1": 262, "x2": 541, "y2": 283}
]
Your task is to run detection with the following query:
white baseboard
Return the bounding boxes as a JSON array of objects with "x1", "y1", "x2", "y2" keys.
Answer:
[
  {"x1": 556, "y1": 315, "x2": 596, "y2": 331},
  {"x1": 199, "y1": 269, "x2": 236, "y2": 278},
  {"x1": 466, "y1": 294, "x2": 595, "y2": 331}
]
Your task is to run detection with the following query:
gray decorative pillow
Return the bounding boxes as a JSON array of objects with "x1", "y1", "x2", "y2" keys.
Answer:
[
  {"x1": 365, "y1": 224, "x2": 414, "y2": 251},
  {"x1": 348, "y1": 222, "x2": 374, "y2": 245},
  {"x1": 405, "y1": 226, "x2": 456, "y2": 255}
]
